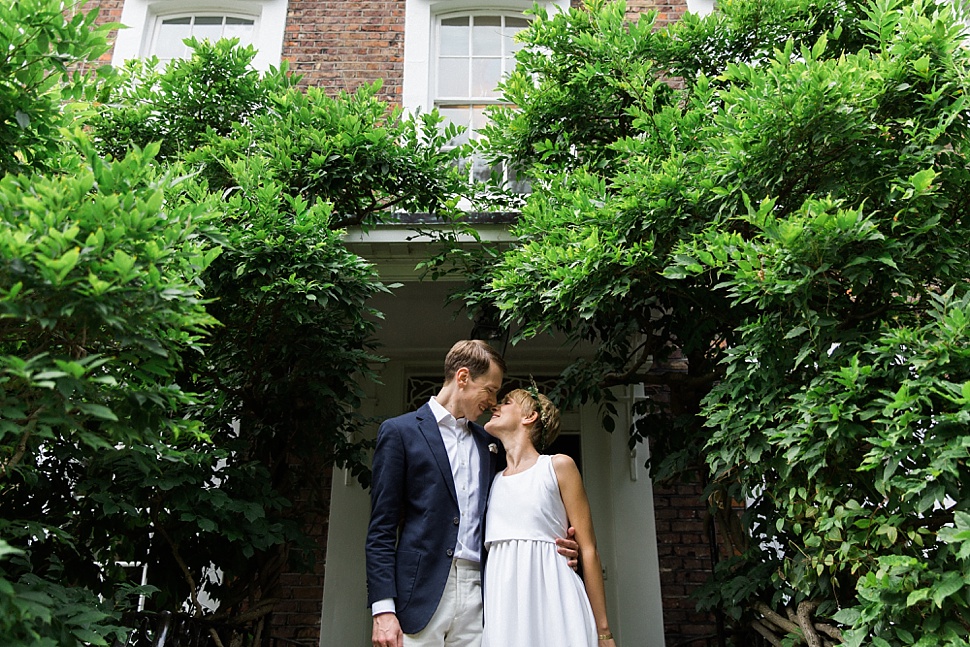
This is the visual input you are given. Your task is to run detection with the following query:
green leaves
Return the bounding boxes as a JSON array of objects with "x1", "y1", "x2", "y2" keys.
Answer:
[
  {"x1": 0, "y1": 129, "x2": 219, "y2": 642},
  {"x1": 476, "y1": 0, "x2": 970, "y2": 643},
  {"x1": 82, "y1": 29, "x2": 467, "y2": 632},
  {"x1": 0, "y1": 0, "x2": 117, "y2": 174}
]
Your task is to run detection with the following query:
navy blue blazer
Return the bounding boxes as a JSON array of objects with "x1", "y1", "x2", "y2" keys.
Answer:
[{"x1": 365, "y1": 402, "x2": 500, "y2": 635}]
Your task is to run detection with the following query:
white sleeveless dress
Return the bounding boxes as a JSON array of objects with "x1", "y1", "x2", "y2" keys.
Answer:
[{"x1": 482, "y1": 454, "x2": 598, "y2": 647}]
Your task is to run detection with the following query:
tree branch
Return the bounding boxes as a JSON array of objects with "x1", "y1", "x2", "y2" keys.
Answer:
[
  {"x1": 1, "y1": 407, "x2": 43, "y2": 479},
  {"x1": 213, "y1": 598, "x2": 278, "y2": 625},
  {"x1": 600, "y1": 338, "x2": 656, "y2": 387},
  {"x1": 751, "y1": 619, "x2": 784, "y2": 647},
  {"x1": 753, "y1": 602, "x2": 801, "y2": 636},
  {"x1": 207, "y1": 627, "x2": 227, "y2": 647},
  {"x1": 796, "y1": 601, "x2": 822, "y2": 647},
  {"x1": 814, "y1": 623, "x2": 842, "y2": 642},
  {"x1": 155, "y1": 522, "x2": 201, "y2": 612}
]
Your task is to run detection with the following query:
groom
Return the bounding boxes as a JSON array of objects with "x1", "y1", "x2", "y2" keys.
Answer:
[{"x1": 366, "y1": 340, "x2": 577, "y2": 647}]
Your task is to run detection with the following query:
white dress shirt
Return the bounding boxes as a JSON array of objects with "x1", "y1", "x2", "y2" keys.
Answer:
[
  {"x1": 371, "y1": 397, "x2": 484, "y2": 617},
  {"x1": 428, "y1": 396, "x2": 483, "y2": 564}
]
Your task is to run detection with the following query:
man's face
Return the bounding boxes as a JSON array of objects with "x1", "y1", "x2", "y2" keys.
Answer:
[{"x1": 457, "y1": 361, "x2": 503, "y2": 421}]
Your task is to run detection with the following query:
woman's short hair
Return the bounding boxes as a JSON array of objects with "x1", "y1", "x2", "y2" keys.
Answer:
[
  {"x1": 443, "y1": 340, "x2": 506, "y2": 383},
  {"x1": 507, "y1": 388, "x2": 562, "y2": 450}
]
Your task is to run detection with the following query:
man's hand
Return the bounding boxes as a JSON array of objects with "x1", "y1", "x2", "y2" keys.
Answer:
[
  {"x1": 556, "y1": 525, "x2": 581, "y2": 571},
  {"x1": 372, "y1": 612, "x2": 404, "y2": 647}
]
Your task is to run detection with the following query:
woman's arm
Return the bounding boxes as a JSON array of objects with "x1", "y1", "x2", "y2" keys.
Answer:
[{"x1": 553, "y1": 454, "x2": 617, "y2": 645}]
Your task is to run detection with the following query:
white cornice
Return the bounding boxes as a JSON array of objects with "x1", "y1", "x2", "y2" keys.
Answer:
[{"x1": 343, "y1": 223, "x2": 517, "y2": 282}]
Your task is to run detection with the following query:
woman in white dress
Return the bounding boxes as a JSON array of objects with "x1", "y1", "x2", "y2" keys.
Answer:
[{"x1": 482, "y1": 387, "x2": 617, "y2": 647}]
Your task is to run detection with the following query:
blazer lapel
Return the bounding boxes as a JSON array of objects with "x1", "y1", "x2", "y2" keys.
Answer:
[{"x1": 416, "y1": 405, "x2": 459, "y2": 505}]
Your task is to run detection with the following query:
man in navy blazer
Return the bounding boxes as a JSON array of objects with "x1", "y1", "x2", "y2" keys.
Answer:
[{"x1": 366, "y1": 340, "x2": 576, "y2": 647}]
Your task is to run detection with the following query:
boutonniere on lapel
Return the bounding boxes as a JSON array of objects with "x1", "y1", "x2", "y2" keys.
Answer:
[{"x1": 488, "y1": 443, "x2": 498, "y2": 454}]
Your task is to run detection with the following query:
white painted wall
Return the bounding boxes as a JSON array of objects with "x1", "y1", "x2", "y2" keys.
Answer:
[{"x1": 686, "y1": 0, "x2": 716, "y2": 17}]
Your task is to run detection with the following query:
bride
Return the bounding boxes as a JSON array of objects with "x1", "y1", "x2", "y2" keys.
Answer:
[{"x1": 482, "y1": 387, "x2": 618, "y2": 647}]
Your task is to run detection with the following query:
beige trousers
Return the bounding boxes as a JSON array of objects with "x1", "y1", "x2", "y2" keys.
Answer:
[{"x1": 404, "y1": 559, "x2": 483, "y2": 647}]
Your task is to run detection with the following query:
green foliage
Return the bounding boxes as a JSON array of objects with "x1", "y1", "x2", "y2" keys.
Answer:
[
  {"x1": 481, "y1": 0, "x2": 668, "y2": 176},
  {"x1": 92, "y1": 38, "x2": 293, "y2": 163},
  {"x1": 0, "y1": 136, "x2": 220, "y2": 644},
  {"x1": 476, "y1": 0, "x2": 970, "y2": 642},
  {"x1": 0, "y1": 0, "x2": 116, "y2": 174},
  {"x1": 3, "y1": 9, "x2": 472, "y2": 643},
  {"x1": 0, "y1": 139, "x2": 218, "y2": 456},
  {"x1": 0, "y1": 538, "x2": 136, "y2": 647},
  {"x1": 187, "y1": 78, "x2": 468, "y2": 227},
  {"x1": 85, "y1": 37, "x2": 473, "y2": 627}
]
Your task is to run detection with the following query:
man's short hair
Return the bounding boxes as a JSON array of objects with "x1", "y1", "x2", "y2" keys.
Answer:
[{"x1": 443, "y1": 340, "x2": 506, "y2": 383}]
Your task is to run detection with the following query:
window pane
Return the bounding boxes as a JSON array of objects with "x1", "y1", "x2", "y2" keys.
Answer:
[
  {"x1": 507, "y1": 17, "x2": 529, "y2": 56},
  {"x1": 434, "y1": 13, "x2": 534, "y2": 195},
  {"x1": 440, "y1": 17, "x2": 469, "y2": 56},
  {"x1": 156, "y1": 19, "x2": 191, "y2": 59},
  {"x1": 193, "y1": 16, "x2": 225, "y2": 43},
  {"x1": 224, "y1": 18, "x2": 255, "y2": 45},
  {"x1": 470, "y1": 57, "x2": 502, "y2": 97},
  {"x1": 154, "y1": 15, "x2": 259, "y2": 61},
  {"x1": 471, "y1": 156, "x2": 495, "y2": 183},
  {"x1": 437, "y1": 58, "x2": 468, "y2": 97},
  {"x1": 470, "y1": 106, "x2": 488, "y2": 133},
  {"x1": 472, "y1": 16, "x2": 502, "y2": 56},
  {"x1": 438, "y1": 107, "x2": 471, "y2": 146}
]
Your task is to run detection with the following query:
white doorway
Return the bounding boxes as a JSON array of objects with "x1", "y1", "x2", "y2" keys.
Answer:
[{"x1": 319, "y1": 358, "x2": 665, "y2": 645}]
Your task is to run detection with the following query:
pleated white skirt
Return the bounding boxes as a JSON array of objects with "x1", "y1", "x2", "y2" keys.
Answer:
[{"x1": 482, "y1": 538, "x2": 597, "y2": 647}]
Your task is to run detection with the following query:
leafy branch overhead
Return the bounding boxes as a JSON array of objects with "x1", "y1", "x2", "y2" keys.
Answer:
[
  {"x1": 2, "y1": 11, "x2": 475, "y2": 647},
  {"x1": 475, "y1": 0, "x2": 970, "y2": 644}
]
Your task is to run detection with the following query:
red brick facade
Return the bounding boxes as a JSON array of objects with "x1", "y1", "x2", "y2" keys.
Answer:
[
  {"x1": 81, "y1": 1, "x2": 720, "y2": 644},
  {"x1": 654, "y1": 481, "x2": 722, "y2": 647},
  {"x1": 633, "y1": 0, "x2": 690, "y2": 27},
  {"x1": 282, "y1": 0, "x2": 405, "y2": 101},
  {"x1": 273, "y1": 468, "x2": 333, "y2": 644},
  {"x1": 84, "y1": 0, "x2": 125, "y2": 62}
]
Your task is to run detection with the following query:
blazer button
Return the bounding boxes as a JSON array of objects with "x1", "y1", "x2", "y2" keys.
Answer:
[
  {"x1": 453, "y1": 517, "x2": 460, "y2": 526},
  {"x1": 446, "y1": 549, "x2": 454, "y2": 557}
]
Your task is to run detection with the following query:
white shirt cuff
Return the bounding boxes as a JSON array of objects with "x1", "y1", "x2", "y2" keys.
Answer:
[{"x1": 372, "y1": 598, "x2": 396, "y2": 616}]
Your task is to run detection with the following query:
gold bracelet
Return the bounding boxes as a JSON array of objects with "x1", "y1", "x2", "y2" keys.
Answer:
[{"x1": 598, "y1": 632, "x2": 613, "y2": 640}]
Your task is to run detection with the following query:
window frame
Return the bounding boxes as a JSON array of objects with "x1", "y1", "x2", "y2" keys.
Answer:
[
  {"x1": 402, "y1": 1, "x2": 569, "y2": 192},
  {"x1": 402, "y1": 0, "x2": 570, "y2": 114},
  {"x1": 111, "y1": 0, "x2": 287, "y2": 71},
  {"x1": 147, "y1": 12, "x2": 259, "y2": 63},
  {"x1": 430, "y1": 10, "x2": 534, "y2": 189}
]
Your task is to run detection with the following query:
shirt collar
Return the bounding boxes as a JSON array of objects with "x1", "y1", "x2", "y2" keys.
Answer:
[{"x1": 429, "y1": 397, "x2": 467, "y2": 430}]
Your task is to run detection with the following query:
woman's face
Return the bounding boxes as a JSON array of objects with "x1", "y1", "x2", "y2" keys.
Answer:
[{"x1": 484, "y1": 394, "x2": 523, "y2": 435}]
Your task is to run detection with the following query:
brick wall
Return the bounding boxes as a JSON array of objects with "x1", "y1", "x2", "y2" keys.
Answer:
[
  {"x1": 282, "y1": 0, "x2": 405, "y2": 102},
  {"x1": 269, "y1": 467, "x2": 333, "y2": 645},
  {"x1": 72, "y1": 0, "x2": 125, "y2": 64},
  {"x1": 653, "y1": 480, "x2": 722, "y2": 646},
  {"x1": 626, "y1": 0, "x2": 689, "y2": 27}
]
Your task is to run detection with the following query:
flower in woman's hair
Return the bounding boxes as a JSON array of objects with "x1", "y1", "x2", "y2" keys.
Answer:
[{"x1": 527, "y1": 376, "x2": 549, "y2": 430}]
